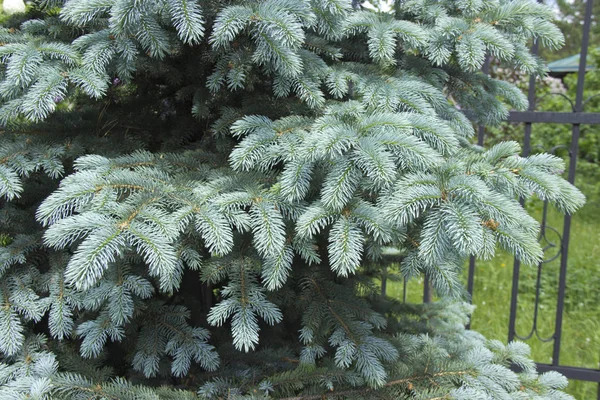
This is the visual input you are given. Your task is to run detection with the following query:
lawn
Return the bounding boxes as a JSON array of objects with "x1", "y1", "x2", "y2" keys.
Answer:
[{"x1": 385, "y1": 159, "x2": 600, "y2": 399}]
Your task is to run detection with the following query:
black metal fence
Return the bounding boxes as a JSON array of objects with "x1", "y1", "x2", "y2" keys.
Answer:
[
  {"x1": 478, "y1": 0, "x2": 600, "y2": 395},
  {"x1": 386, "y1": 0, "x2": 600, "y2": 397},
  {"x1": 499, "y1": 0, "x2": 600, "y2": 395}
]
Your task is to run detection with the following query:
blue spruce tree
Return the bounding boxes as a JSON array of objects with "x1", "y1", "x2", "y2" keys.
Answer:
[{"x1": 0, "y1": 0, "x2": 584, "y2": 398}]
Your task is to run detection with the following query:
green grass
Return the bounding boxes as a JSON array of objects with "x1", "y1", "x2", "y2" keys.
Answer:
[{"x1": 385, "y1": 161, "x2": 600, "y2": 399}]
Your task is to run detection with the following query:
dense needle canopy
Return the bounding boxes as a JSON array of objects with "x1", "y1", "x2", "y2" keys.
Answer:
[{"x1": 0, "y1": 1, "x2": 584, "y2": 399}]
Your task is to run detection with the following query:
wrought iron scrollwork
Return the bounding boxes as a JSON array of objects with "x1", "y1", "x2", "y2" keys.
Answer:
[{"x1": 513, "y1": 192, "x2": 562, "y2": 342}]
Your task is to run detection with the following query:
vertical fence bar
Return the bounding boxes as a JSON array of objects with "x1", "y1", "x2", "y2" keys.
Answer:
[
  {"x1": 467, "y1": 58, "x2": 491, "y2": 330},
  {"x1": 381, "y1": 266, "x2": 387, "y2": 297},
  {"x1": 467, "y1": 60, "x2": 490, "y2": 295},
  {"x1": 466, "y1": 255, "x2": 476, "y2": 307},
  {"x1": 423, "y1": 274, "x2": 431, "y2": 303},
  {"x1": 552, "y1": 0, "x2": 593, "y2": 368},
  {"x1": 466, "y1": 122, "x2": 486, "y2": 310},
  {"x1": 508, "y1": 37, "x2": 538, "y2": 341}
]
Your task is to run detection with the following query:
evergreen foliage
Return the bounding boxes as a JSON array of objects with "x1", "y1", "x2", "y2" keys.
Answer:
[
  {"x1": 0, "y1": 0, "x2": 584, "y2": 398},
  {"x1": 545, "y1": 0, "x2": 600, "y2": 61}
]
